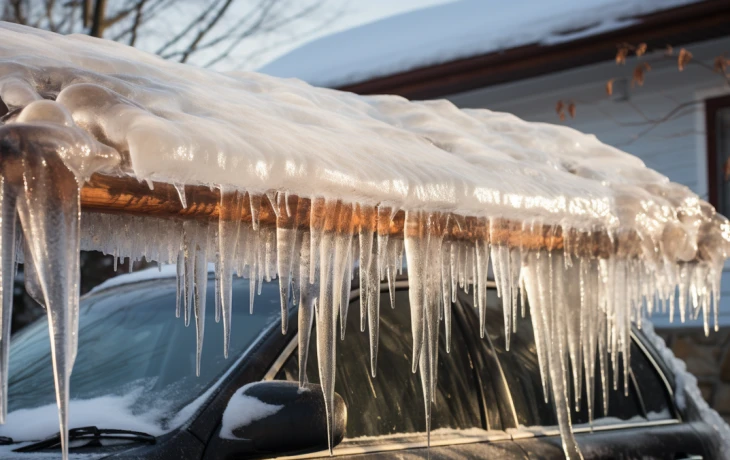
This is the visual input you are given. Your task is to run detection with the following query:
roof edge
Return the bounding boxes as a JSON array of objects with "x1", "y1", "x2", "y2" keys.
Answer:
[{"x1": 337, "y1": 0, "x2": 730, "y2": 99}]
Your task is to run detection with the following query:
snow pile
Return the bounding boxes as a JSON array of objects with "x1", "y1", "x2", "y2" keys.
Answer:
[
  {"x1": 639, "y1": 322, "x2": 730, "y2": 456},
  {"x1": 260, "y1": 0, "x2": 701, "y2": 87},
  {"x1": 220, "y1": 383, "x2": 284, "y2": 440},
  {"x1": 0, "y1": 390, "x2": 166, "y2": 441},
  {"x1": 1, "y1": 22, "x2": 729, "y2": 460}
]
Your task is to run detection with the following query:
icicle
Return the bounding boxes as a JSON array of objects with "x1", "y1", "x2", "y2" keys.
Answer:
[
  {"x1": 193, "y1": 222, "x2": 210, "y2": 376},
  {"x1": 404, "y1": 211, "x2": 426, "y2": 373},
  {"x1": 13, "y1": 148, "x2": 84, "y2": 460},
  {"x1": 249, "y1": 194, "x2": 262, "y2": 231},
  {"x1": 310, "y1": 197, "x2": 326, "y2": 284},
  {"x1": 298, "y1": 233, "x2": 316, "y2": 387},
  {"x1": 523, "y1": 250, "x2": 583, "y2": 459},
  {"x1": 475, "y1": 232, "x2": 489, "y2": 338},
  {"x1": 218, "y1": 187, "x2": 244, "y2": 357},
  {"x1": 174, "y1": 183, "x2": 188, "y2": 209},
  {"x1": 0, "y1": 177, "x2": 18, "y2": 423},
  {"x1": 366, "y1": 205, "x2": 394, "y2": 375},
  {"x1": 450, "y1": 242, "x2": 458, "y2": 303},
  {"x1": 175, "y1": 250, "x2": 184, "y2": 318},
  {"x1": 333, "y1": 204, "x2": 354, "y2": 341},
  {"x1": 339, "y1": 242, "x2": 353, "y2": 340},
  {"x1": 214, "y1": 254, "x2": 221, "y2": 323},
  {"x1": 358, "y1": 205, "x2": 375, "y2": 333},
  {"x1": 182, "y1": 221, "x2": 196, "y2": 327},
  {"x1": 315, "y1": 199, "x2": 340, "y2": 455},
  {"x1": 276, "y1": 192, "x2": 299, "y2": 334},
  {"x1": 564, "y1": 256, "x2": 582, "y2": 412},
  {"x1": 440, "y1": 241, "x2": 452, "y2": 353},
  {"x1": 522, "y1": 251, "x2": 550, "y2": 403},
  {"x1": 386, "y1": 237, "x2": 400, "y2": 310},
  {"x1": 366, "y1": 236, "x2": 379, "y2": 375}
]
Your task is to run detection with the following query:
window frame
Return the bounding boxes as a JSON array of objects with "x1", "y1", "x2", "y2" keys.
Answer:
[{"x1": 706, "y1": 93, "x2": 730, "y2": 215}]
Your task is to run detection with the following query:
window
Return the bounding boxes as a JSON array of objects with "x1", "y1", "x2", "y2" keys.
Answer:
[
  {"x1": 706, "y1": 94, "x2": 730, "y2": 216},
  {"x1": 275, "y1": 288, "x2": 486, "y2": 438},
  {"x1": 460, "y1": 286, "x2": 673, "y2": 428},
  {"x1": 5, "y1": 277, "x2": 282, "y2": 440}
]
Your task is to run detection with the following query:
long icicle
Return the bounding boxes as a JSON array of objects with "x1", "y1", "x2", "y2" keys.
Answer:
[
  {"x1": 275, "y1": 192, "x2": 299, "y2": 334},
  {"x1": 0, "y1": 177, "x2": 17, "y2": 423},
  {"x1": 404, "y1": 211, "x2": 426, "y2": 373},
  {"x1": 14, "y1": 148, "x2": 83, "y2": 460},
  {"x1": 298, "y1": 232, "x2": 316, "y2": 386},
  {"x1": 315, "y1": 199, "x2": 340, "y2": 454},
  {"x1": 218, "y1": 187, "x2": 244, "y2": 357},
  {"x1": 358, "y1": 205, "x2": 375, "y2": 333},
  {"x1": 194, "y1": 221, "x2": 210, "y2": 376}
]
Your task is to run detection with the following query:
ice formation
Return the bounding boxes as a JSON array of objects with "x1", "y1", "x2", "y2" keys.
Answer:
[{"x1": 1, "y1": 22, "x2": 730, "y2": 460}]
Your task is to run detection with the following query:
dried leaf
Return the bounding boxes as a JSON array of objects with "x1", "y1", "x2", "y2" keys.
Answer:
[
  {"x1": 556, "y1": 100, "x2": 564, "y2": 115},
  {"x1": 714, "y1": 56, "x2": 729, "y2": 74},
  {"x1": 606, "y1": 79, "x2": 614, "y2": 96},
  {"x1": 615, "y1": 45, "x2": 629, "y2": 65},
  {"x1": 665, "y1": 45, "x2": 674, "y2": 56},
  {"x1": 678, "y1": 48, "x2": 692, "y2": 71},
  {"x1": 635, "y1": 43, "x2": 647, "y2": 57},
  {"x1": 559, "y1": 112, "x2": 566, "y2": 122},
  {"x1": 567, "y1": 102, "x2": 576, "y2": 119},
  {"x1": 631, "y1": 63, "x2": 651, "y2": 87}
]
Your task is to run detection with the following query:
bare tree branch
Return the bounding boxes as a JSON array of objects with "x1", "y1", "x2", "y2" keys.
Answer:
[
  {"x1": 179, "y1": 0, "x2": 236, "y2": 63},
  {"x1": 155, "y1": 0, "x2": 225, "y2": 55},
  {"x1": 127, "y1": 0, "x2": 146, "y2": 46},
  {"x1": 4, "y1": 0, "x2": 341, "y2": 71}
]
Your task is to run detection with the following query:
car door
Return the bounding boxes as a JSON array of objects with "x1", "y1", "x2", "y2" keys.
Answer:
[
  {"x1": 270, "y1": 283, "x2": 527, "y2": 459},
  {"x1": 459, "y1": 286, "x2": 710, "y2": 459}
]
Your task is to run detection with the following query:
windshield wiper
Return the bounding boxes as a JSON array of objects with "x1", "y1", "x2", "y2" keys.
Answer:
[{"x1": 14, "y1": 426, "x2": 156, "y2": 452}]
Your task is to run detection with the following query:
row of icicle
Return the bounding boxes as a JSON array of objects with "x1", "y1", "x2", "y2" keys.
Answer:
[{"x1": 1, "y1": 181, "x2": 725, "y2": 460}]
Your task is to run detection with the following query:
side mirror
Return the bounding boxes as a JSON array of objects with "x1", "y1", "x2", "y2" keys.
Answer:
[{"x1": 211, "y1": 381, "x2": 347, "y2": 459}]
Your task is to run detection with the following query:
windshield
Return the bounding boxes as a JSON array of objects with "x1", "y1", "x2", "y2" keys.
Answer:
[{"x1": 0, "y1": 274, "x2": 281, "y2": 441}]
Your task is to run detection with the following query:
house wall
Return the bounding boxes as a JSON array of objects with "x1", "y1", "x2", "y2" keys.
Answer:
[{"x1": 448, "y1": 35, "x2": 730, "y2": 420}]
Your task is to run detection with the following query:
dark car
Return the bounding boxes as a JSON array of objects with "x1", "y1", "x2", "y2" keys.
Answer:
[{"x1": 0, "y1": 269, "x2": 719, "y2": 459}]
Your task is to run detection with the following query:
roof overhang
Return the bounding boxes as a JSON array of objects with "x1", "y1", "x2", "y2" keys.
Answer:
[{"x1": 338, "y1": 0, "x2": 730, "y2": 99}]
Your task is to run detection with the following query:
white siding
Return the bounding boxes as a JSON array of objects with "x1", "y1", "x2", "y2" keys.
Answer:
[{"x1": 448, "y1": 36, "x2": 730, "y2": 330}]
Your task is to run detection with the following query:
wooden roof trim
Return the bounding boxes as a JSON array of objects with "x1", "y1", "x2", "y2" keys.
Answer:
[
  {"x1": 338, "y1": 0, "x2": 730, "y2": 99},
  {"x1": 80, "y1": 173, "x2": 646, "y2": 260}
]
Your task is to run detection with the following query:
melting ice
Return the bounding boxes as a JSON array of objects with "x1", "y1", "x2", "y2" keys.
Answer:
[{"x1": 1, "y1": 22, "x2": 730, "y2": 460}]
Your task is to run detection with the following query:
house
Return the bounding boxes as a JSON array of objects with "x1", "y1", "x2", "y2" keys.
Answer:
[{"x1": 260, "y1": 0, "x2": 730, "y2": 418}]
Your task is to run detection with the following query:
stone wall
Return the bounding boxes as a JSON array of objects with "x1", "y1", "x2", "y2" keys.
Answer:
[{"x1": 657, "y1": 328, "x2": 730, "y2": 424}]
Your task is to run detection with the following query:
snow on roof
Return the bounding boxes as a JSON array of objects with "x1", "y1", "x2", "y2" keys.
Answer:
[
  {"x1": 0, "y1": 20, "x2": 719, "y2": 246},
  {"x1": 259, "y1": 0, "x2": 702, "y2": 88}
]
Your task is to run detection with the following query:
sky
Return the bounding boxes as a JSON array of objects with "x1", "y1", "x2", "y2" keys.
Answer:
[
  {"x1": 251, "y1": 0, "x2": 454, "y2": 69},
  {"x1": 216, "y1": 0, "x2": 455, "y2": 70}
]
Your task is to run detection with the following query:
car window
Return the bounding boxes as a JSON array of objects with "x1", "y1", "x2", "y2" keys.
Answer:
[
  {"x1": 467, "y1": 287, "x2": 669, "y2": 428},
  {"x1": 630, "y1": 341, "x2": 675, "y2": 421},
  {"x1": 459, "y1": 288, "x2": 556, "y2": 427},
  {"x1": 3, "y1": 276, "x2": 282, "y2": 441},
  {"x1": 275, "y1": 288, "x2": 487, "y2": 438}
]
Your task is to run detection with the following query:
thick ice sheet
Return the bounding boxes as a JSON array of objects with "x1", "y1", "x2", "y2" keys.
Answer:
[{"x1": 1, "y1": 20, "x2": 722, "y2": 247}]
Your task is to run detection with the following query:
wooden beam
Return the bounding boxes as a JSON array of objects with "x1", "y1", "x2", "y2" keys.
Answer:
[{"x1": 80, "y1": 174, "x2": 630, "y2": 257}]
